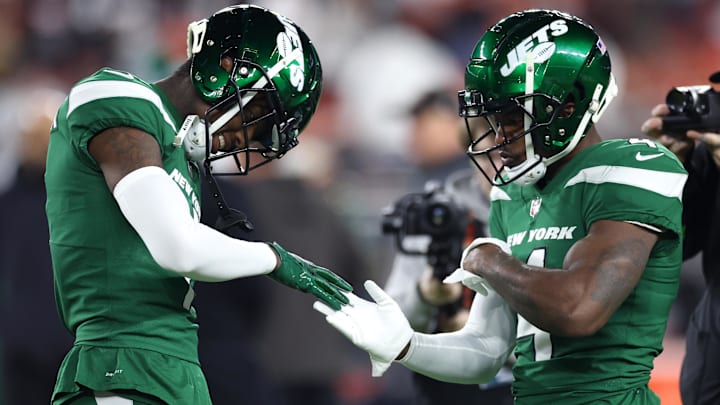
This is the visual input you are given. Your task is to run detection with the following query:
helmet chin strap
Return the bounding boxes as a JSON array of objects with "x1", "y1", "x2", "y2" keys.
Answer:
[{"x1": 196, "y1": 48, "x2": 305, "y2": 237}]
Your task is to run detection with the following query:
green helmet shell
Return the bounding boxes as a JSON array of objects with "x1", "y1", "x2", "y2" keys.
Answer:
[
  {"x1": 187, "y1": 4, "x2": 322, "y2": 136},
  {"x1": 464, "y1": 9, "x2": 612, "y2": 157}
]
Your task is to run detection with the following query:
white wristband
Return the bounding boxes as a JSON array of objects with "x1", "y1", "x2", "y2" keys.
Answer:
[
  {"x1": 461, "y1": 237, "x2": 511, "y2": 262},
  {"x1": 443, "y1": 237, "x2": 511, "y2": 295}
]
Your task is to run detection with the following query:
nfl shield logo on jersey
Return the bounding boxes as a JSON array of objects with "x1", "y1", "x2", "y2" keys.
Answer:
[{"x1": 530, "y1": 197, "x2": 542, "y2": 218}]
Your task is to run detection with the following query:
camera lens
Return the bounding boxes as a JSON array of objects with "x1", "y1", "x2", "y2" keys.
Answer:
[
  {"x1": 666, "y1": 89, "x2": 696, "y2": 115},
  {"x1": 426, "y1": 204, "x2": 451, "y2": 228}
]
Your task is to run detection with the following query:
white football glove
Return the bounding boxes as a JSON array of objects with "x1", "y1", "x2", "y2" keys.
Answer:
[
  {"x1": 313, "y1": 280, "x2": 413, "y2": 377},
  {"x1": 443, "y1": 237, "x2": 511, "y2": 295}
]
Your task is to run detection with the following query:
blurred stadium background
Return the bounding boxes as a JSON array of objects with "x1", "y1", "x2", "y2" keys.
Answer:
[{"x1": 1, "y1": 0, "x2": 719, "y2": 404}]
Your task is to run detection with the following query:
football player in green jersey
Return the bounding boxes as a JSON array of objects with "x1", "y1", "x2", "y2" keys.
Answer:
[
  {"x1": 46, "y1": 5, "x2": 352, "y2": 405},
  {"x1": 315, "y1": 9, "x2": 687, "y2": 405}
]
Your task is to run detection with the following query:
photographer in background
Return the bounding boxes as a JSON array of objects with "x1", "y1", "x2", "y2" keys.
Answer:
[
  {"x1": 641, "y1": 71, "x2": 720, "y2": 405},
  {"x1": 381, "y1": 94, "x2": 512, "y2": 405}
]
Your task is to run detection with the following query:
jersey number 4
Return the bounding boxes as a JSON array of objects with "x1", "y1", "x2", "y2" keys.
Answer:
[{"x1": 517, "y1": 248, "x2": 552, "y2": 361}]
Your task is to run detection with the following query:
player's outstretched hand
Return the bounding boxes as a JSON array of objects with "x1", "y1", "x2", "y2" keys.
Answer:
[
  {"x1": 267, "y1": 242, "x2": 352, "y2": 311},
  {"x1": 313, "y1": 280, "x2": 413, "y2": 377}
]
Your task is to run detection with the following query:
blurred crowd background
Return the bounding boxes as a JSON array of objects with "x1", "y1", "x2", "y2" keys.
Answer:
[{"x1": 1, "y1": 0, "x2": 719, "y2": 404}]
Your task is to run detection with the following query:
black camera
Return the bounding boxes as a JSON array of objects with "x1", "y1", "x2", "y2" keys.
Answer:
[
  {"x1": 662, "y1": 71, "x2": 720, "y2": 135},
  {"x1": 381, "y1": 181, "x2": 469, "y2": 278}
]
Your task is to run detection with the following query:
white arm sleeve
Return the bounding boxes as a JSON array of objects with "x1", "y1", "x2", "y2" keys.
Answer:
[
  {"x1": 398, "y1": 289, "x2": 517, "y2": 384},
  {"x1": 113, "y1": 166, "x2": 277, "y2": 281}
]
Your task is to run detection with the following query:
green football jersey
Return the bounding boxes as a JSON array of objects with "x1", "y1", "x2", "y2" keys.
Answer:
[
  {"x1": 46, "y1": 68, "x2": 202, "y2": 367},
  {"x1": 488, "y1": 139, "x2": 687, "y2": 403}
]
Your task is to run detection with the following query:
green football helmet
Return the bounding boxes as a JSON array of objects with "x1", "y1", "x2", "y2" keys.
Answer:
[
  {"x1": 186, "y1": 4, "x2": 322, "y2": 175},
  {"x1": 458, "y1": 9, "x2": 617, "y2": 186}
]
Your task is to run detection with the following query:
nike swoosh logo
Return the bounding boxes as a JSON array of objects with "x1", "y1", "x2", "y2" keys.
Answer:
[{"x1": 635, "y1": 152, "x2": 664, "y2": 161}]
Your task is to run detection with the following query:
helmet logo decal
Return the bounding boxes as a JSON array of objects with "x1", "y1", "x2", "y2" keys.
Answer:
[
  {"x1": 500, "y1": 19, "x2": 568, "y2": 77},
  {"x1": 276, "y1": 15, "x2": 305, "y2": 91},
  {"x1": 187, "y1": 19, "x2": 208, "y2": 58}
]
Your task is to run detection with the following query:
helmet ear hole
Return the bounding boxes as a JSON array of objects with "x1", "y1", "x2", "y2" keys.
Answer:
[
  {"x1": 559, "y1": 86, "x2": 581, "y2": 118},
  {"x1": 220, "y1": 55, "x2": 235, "y2": 73},
  {"x1": 559, "y1": 102, "x2": 575, "y2": 119}
]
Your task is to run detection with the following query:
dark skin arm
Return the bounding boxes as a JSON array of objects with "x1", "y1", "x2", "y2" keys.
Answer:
[
  {"x1": 465, "y1": 220, "x2": 658, "y2": 337},
  {"x1": 88, "y1": 126, "x2": 163, "y2": 192}
]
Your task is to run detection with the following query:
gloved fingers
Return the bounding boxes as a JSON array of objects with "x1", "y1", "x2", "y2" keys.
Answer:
[
  {"x1": 364, "y1": 280, "x2": 393, "y2": 305},
  {"x1": 314, "y1": 277, "x2": 351, "y2": 306},
  {"x1": 309, "y1": 284, "x2": 343, "y2": 311},
  {"x1": 315, "y1": 267, "x2": 353, "y2": 291},
  {"x1": 313, "y1": 300, "x2": 335, "y2": 317},
  {"x1": 344, "y1": 291, "x2": 370, "y2": 308},
  {"x1": 322, "y1": 307, "x2": 359, "y2": 342},
  {"x1": 335, "y1": 294, "x2": 381, "y2": 326}
]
